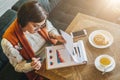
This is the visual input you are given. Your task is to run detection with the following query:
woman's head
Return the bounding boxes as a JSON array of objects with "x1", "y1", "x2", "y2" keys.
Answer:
[{"x1": 17, "y1": 1, "x2": 48, "y2": 28}]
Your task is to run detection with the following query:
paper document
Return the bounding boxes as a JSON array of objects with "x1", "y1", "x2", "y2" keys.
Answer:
[
  {"x1": 46, "y1": 30, "x2": 87, "y2": 70},
  {"x1": 45, "y1": 40, "x2": 87, "y2": 70},
  {"x1": 60, "y1": 30, "x2": 82, "y2": 63}
]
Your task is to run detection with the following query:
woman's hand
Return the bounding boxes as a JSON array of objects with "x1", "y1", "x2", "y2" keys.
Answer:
[
  {"x1": 31, "y1": 57, "x2": 41, "y2": 70},
  {"x1": 55, "y1": 35, "x2": 66, "y2": 43},
  {"x1": 49, "y1": 33, "x2": 66, "y2": 43}
]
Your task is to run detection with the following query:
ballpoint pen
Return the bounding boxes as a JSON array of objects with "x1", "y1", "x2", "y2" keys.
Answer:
[{"x1": 27, "y1": 58, "x2": 43, "y2": 63}]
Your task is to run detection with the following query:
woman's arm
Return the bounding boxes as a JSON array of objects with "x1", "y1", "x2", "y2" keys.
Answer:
[
  {"x1": 1, "y1": 38, "x2": 34, "y2": 73},
  {"x1": 46, "y1": 20, "x2": 65, "y2": 43},
  {"x1": 46, "y1": 20, "x2": 60, "y2": 37}
]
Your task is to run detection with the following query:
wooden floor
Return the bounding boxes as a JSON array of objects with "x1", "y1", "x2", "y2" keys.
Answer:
[
  {"x1": 95, "y1": 0, "x2": 120, "y2": 25},
  {"x1": 73, "y1": 0, "x2": 120, "y2": 25}
]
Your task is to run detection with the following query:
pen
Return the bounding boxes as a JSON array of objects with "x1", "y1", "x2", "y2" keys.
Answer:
[{"x1": 27, "y1": 58, "x2": 43, "y2": 63}]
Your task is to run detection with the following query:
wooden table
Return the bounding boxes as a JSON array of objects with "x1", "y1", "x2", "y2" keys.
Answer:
[{"x1": 36, "y1": 13, "x2": 120, "y2": 80}]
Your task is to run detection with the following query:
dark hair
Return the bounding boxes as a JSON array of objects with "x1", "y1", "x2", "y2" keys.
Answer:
[{"x1": 17, "y1": 1, "x2": 48, "y2": 28}]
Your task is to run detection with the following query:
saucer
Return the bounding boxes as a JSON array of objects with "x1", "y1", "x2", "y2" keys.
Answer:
[{"x1": 95, "y1": 55, "x2": 115, "y2": 72}]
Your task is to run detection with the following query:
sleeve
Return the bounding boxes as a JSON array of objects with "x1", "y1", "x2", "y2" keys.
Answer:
[
  {"x1": 46, "y1": 20, "x2": 60, "y2": 37},
  {"x1": 1, "y1": 38, "x2": 33, "y2": 73}
]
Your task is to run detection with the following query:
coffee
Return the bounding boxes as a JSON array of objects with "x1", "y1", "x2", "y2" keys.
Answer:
[{"x1": 100, "y1": 57, "x2": 111, "y2": 66}]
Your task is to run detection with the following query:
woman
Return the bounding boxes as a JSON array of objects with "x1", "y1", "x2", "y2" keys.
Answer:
[{"x1": 1, "y1": 1, "x2": 65, "y2": 80}]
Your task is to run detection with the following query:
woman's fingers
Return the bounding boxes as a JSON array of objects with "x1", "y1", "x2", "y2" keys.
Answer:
[
  {"x1": 31, "y1": 57, "x2": 41, "y2": 70},
  {"x1": 32, "y1": 61, "x2": 41, "y2": 70},
  {"x1": 32, "y1": 57, "x2": 40, "y2": 61},
  {"x1": 56, "y1": 36, "x2": 66, "y2": 43}
]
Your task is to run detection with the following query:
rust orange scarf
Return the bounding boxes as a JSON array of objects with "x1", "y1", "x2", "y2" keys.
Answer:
[{"x1": 3, "y1": 19, "x2": 57, "y2": 80}]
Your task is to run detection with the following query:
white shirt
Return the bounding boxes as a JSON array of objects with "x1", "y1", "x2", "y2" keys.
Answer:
[{"x1": 1, "y1": 20, "x2": 59, "y2": 73}]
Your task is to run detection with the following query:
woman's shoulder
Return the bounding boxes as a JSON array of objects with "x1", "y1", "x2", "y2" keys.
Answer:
[{"x1": 1, "y1": 38, "x2": 11, "y2": 45}]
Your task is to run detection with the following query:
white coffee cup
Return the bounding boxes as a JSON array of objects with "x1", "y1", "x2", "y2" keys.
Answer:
[{"x1": 99, "y1": 55, "x2": 113, "y2": 68}]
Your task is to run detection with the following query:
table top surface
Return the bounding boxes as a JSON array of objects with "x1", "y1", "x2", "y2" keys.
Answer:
[{"x1": 36, "y1": 13, "x2": 120, "y2": 80}]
